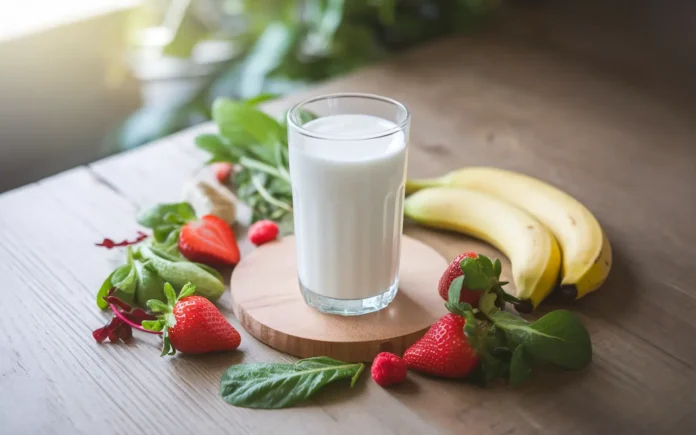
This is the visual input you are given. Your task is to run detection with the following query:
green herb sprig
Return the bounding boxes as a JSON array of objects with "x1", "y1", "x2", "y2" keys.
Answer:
[{"x1": 196, "y1": 98, "x2": 303, "y2": 234}]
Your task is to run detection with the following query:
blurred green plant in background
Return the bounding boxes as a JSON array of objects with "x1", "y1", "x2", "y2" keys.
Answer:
[{"x1": 109, "y1": 0, "x2": 499, "y2": 150}]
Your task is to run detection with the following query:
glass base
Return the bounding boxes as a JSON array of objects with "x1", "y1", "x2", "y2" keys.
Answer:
[{"x1": 299, "y1": 279, "x2": 399, "y2": 316}]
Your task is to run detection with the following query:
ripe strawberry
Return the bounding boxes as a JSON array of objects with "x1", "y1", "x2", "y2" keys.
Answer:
[
  {"x1": 371, "y1": 352, "x2": 407, "y2": 387},
  {"x1": 402, "y1": 313, "x2": 479, "y2": 378},
  {"x1": 144, "y1": 283, "x2": 241, "y2": 355},
  {"x1": 438, "y1": 252, "x2": 480, "y2": 306},
  {"x1": 248, "y1": 220, "x2": 279, "y2": 246},
  {"x1": 179, "y1": 214, "x2": 240, "y2": 266},
  {"x1": 213, "y1": 162, "x2": 234, "y2": 184}
]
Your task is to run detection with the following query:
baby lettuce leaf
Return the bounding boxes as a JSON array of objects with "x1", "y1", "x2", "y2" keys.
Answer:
[{"x1": 220, "y1": 357, "x2": 365, "y2": 409}]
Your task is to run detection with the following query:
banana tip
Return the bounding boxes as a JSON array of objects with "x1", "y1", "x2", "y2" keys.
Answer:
[{"x1": 558, "y1": 284, "x2": 578, "y2": 300}]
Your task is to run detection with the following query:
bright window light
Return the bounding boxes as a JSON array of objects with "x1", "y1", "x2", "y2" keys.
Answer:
[{"x1": 0, "y1": 0, "x2": 140, "y2": 41}]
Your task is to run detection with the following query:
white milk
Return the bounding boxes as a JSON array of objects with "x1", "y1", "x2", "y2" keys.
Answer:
[{"x1": 289, "y1": 114, "x2": 407, "y2": 300}]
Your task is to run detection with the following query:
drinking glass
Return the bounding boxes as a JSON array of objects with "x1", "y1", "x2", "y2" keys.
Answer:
[{"x1": 287, "y1": 93, "x2": 410, "y2": 315}]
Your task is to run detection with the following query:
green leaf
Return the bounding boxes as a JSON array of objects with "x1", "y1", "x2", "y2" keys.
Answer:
[
  {"x1": 492, "y1": 310, "x2": 592, "y2": 370},
  {"x1": 163, "y1": 283, "x2": 177, "y2": 306},
  {"x1": 447, "y1": 275, "x2": 464, "y2": 304},
  {"x1": 151, "y1": 228, "x2": 184, "y2": 260},
  {"x1": 141, "y1": 320, "x2": 164, "y2": 332},
  {"x1": 444, "y1": 276, "x2": 474, "y2": 315},
  {"x1": 220, "y1": 357, "x2": 365, "y2": 409},
  {"x1": 493, "y1": 258, "x2": 502, "y2": 278},
  {"x1": 509, "y1": 345, "x2": 532, "y2": 386},
  {"x1": 178, "y1": 283, "x2": 196, "y2": 299},
  {"x1": 244, "y1": 93, "x2": 279, "y2": 106},
  {"x1": 96, "y1": 270, "x2": 116, "y2": 310},
  {"x1": 137, "y1": 203, "x2": 196, "y2": 230},
  {"x1": 161, "y1": 330, "x2": 175, "y2": 357},
  {"x1": 212, "y1": 98, "x2": 285, "y2": 146},
  {"x1": 460, "y1": 257, "x2": 495, "y2": 291},
  {"x1": 477, "y1": 254, "x2": 495, "y2": 276},
  {"x1": 193, "y1": 263, "x2": 224, "y2": 283},
  {"x1": 462, "y1": 310, "x2": 479, "y2": 348},
  {"x1": 480, "y1": 350, "x2": 509, "y2": 384},
  {"x1": 111, "y1": 264, "x2": 137, "y2": 295},
  {"x1": 147, "y1": 299, "x2": 169, "y2": 313},
  {"x1": 133, "y1": 259, "x2": 166, "y2": 309},
  {"x1": 139, "y1": 247, "x2": 225, "y2": 302},
  {"x1": 195, "y1": 134, "x2": 241, "y2": 164}
]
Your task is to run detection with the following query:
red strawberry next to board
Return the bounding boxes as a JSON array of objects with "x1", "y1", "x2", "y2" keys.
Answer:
[
  {"x1": 144, "y1": 283, "x2": 241, "y2": 355},
  {"x1": 179, "y1": 214, "x2": 240, "y2": 266},
  {"x1": 438, "y1": 252, "x2": 480, "y2": 306},
  {"x1": 402, "y1": 312, "x2": 479, "y2": 378}
]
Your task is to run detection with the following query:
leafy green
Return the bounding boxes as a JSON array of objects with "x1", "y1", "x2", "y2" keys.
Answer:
[
  {"x1": 460, "y1": 254, "x2": 499, "y2": 291},
  {"x1": 195, "y1": 135, "x2": 241, "y2": 164},
  {"x1": 133, "y1": 260, "x2": 166, "y2": 308},
  {"x1": 220, "y1": 357, "x2": 365, "y2": 409},
  {"x1": 138, "y1": 246, "x2": 225, "y2": 301},
  {"x1": 137, "y1": 202, "x2": 196, "y2": 242},
  {"x1": 445, "y1": 254, "x2": 594, "y2": 386},
  {"x1": 96, "y1": 270, "x2": 117, "y2": 310},
  {"x1": 213, "y1": 98, "x2": 285, "y2": 145},
  {"x1": 199, "y1": 99, "x2": 293, "y2": 228},
  {"x1": 110, "y1": 261, "x2": 137, "y2": 305},
  {"x1": 489, "y1": 310, "x2": 592, "y2": 370},
  {"x1": 509, "y1": 345, "x2": 532, "y2": 386}
]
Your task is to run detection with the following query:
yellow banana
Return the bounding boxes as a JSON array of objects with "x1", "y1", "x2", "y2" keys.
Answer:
[
  {"x1": 406, "y1": 167, "x2": 611, "y2": 300},
  {"x1": 404, "y1": 187, "x2": 561, "y2": 310}
]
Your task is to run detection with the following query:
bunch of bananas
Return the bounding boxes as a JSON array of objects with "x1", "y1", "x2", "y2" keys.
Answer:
[{"x1": 405, "y1": 167, "x2": 612, "y2": 311}]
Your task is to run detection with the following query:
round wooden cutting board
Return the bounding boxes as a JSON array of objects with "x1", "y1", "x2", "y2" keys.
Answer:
[{"x1": 230, "y1": 235, "x2": 448, "y2": 362}]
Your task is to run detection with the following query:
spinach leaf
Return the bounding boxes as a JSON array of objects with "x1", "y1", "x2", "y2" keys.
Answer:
[
  {"x1": 220, "y1": 356, "x2": 365, "y2": 409},
  {"x1": 195, "y1": 134, "x2": 242, "y2": 164},
  {"x1": 139, "y1": 246, "x2": 225, "y2": 301},
  {"x1": 212, "y1": 98, "x2": 285, "y2": 146},
  {"x1": 509, "y1": 345, "x2": 532, "y2": 386},
  {"x1": 491, "y1": 310, "x2": 592, "y2": 370}
]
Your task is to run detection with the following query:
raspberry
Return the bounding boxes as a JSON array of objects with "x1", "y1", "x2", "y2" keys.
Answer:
[
  {"x1": 213, "y1": 162, "x2": 234, "y2": 184},
  {"x1": 371, "y1": 352, "x2": 407, "y2": 387},
  {"x1": 248, "y1": 220, "x2": 279, "y2": 246}
]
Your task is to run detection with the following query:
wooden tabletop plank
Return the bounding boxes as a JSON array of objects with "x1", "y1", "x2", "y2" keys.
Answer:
[
  {"x1": 0, "y1": 168, "x2": 441, "y2": 434},
  {"x1": 2, "y1": 33, "x2": 696, "y2": 434}
]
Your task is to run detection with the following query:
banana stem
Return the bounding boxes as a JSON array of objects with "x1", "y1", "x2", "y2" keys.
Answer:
[{"x1": 405, "y1": 178, "x2": 442, "y2": 194}]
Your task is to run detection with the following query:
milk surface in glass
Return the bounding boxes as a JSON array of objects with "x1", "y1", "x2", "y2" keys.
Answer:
[{"x1": 289, "y1": 113, "x2": 407, "y2": 309}]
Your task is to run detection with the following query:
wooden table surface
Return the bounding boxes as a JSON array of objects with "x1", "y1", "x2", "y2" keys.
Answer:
[{"x1": 2, "y1": 32, "x2": 696, "y2": 434}]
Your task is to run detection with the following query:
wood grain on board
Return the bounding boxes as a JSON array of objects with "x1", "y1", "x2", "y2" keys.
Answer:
[
  {"x1": 2, "y1": 23, "x2": 696, "y2": 435},
  {"x1": 231, "y1": 235, "x2": 448, "y2": 362}
]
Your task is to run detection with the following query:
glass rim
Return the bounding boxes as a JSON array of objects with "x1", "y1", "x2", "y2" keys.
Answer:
[{"x1": 287, "y1": 92, "x2": 411, "y2": 141}]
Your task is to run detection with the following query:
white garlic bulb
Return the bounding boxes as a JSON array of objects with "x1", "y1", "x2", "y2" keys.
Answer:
[{"x1": 182, "y1": 179, "x2": 237, "y2": 225}]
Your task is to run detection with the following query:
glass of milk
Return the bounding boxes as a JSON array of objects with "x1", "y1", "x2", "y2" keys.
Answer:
[{"x1": 287, "y1": 93, "x2": 410, "y2": 316}]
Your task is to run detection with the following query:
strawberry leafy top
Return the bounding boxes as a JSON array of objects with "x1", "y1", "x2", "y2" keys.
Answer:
[
  {"x1": 443, "y1": 254, "x2": 593, "y2": 387},
  {"x1": 142, "y1": 282, "x2": 197, "y2": 356}
]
